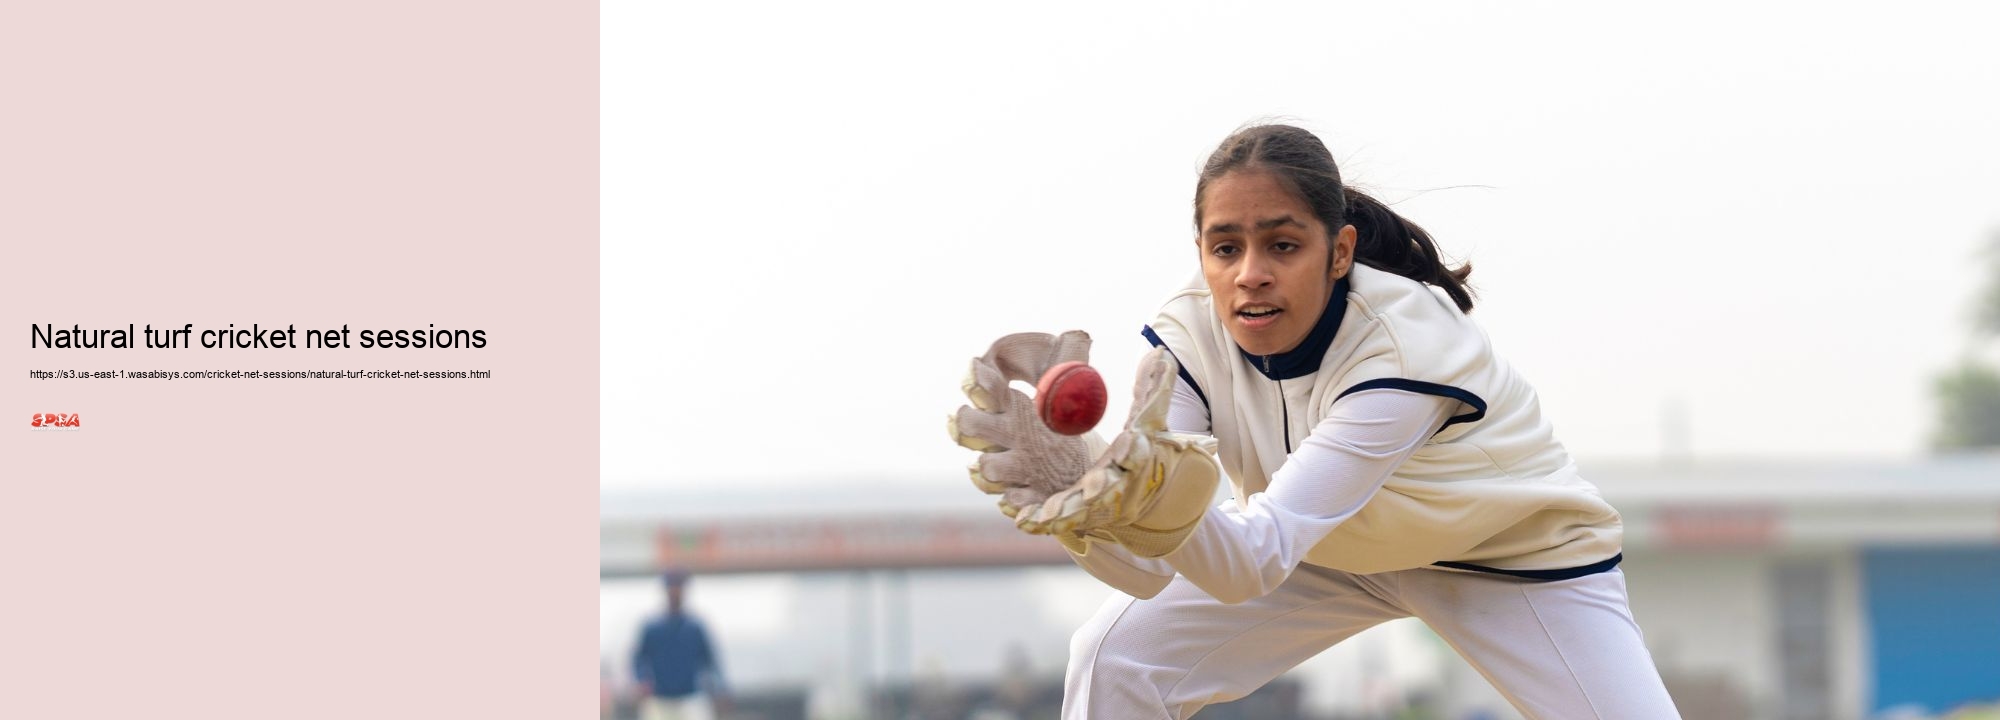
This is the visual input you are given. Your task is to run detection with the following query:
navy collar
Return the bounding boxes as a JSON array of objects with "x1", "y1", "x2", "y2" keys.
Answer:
[{"x1": 1239, "y1": 276, "x2": 1349, "y2": 381}]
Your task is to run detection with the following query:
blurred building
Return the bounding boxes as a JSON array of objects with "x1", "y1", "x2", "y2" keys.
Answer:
[{"x1": 1598, "y1": 454, "x2": 2000, "y2": 720}]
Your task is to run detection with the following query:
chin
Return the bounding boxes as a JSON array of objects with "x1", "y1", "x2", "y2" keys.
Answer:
[
  {"x1": 1221, "y1": 313, "x2": 1302, "y2": 356},
  {"x1": 1231, "y1": 334, "x2": 1281, "y2": 356}
]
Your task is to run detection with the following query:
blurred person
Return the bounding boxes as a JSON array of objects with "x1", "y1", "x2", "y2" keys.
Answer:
[
  {"x1": 631, "y1": 568, "x2": 731, "y2": 720},
  {"x1": 949, "y1": 124, "x2": 1679, "y2": 719}
]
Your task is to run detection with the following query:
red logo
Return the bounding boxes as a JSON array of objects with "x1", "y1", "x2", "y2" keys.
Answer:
[{"x1": 31, "y1": 413, "x2": 81, "y2": 428}]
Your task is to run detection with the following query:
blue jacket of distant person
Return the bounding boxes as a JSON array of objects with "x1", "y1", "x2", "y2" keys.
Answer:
[{"x1": 632, "y1": 612, "x2": 724, "y2": 699}]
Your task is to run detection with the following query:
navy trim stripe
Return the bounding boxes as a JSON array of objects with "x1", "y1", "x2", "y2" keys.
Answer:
[
  {"x1": 1141, "y1": 326, "x2": 1207, "y2": 409},
  {"x1": 1433, "y1": 553, "x2": 1623, "y2": 581},
  {"x1": 1336, "y1": 378, "x2": 1487, "y2": 429}
]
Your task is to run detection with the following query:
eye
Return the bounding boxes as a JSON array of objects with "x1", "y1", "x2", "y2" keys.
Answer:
[
  {"x1": 1272, "y1": 239, "x2": 1299, "y2": 253},
  {"x1": 1210, "y1": 243, "x2": 1239, "y2": 257}
]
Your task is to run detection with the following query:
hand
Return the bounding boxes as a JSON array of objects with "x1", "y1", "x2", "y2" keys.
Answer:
[
  {"x1": 1018, "y1": 346, "x2": 1218, "y2": 557},
  {"x1": 953, "y1": 336, "x2": 1220, "y2": 557},
  {"x1": 948, "y1": 331, "x2": 1102, "y2": 521}
]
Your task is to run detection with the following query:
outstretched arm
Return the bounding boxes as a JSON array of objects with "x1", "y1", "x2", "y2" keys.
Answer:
[
  {"x1": 951, "y1": 335, "x2": 1438, "y2": 603},
  {"x1": 1061, "y1": 375, "x2": 1209, "y2": 597},
  {"x1": 1163, "y1": 389, "x2": 1452, "y2": 603}
]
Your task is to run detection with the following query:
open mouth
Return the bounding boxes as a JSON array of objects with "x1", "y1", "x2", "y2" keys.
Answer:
[{"x1": 1237, "y1": 306, "x2": 1283, "y2": 328}]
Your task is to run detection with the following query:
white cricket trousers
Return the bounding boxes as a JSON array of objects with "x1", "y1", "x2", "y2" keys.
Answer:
[{"x1": 1065, "y1": 565, "x2": 1680, "y2": 719}]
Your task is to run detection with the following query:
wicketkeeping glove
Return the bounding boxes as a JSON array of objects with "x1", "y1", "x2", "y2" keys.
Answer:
[
  {"x1": 950, "y1": 332, "x2": 1221, "y2": 558},
  {"x1": 947, "y1": 331, "x2": 1103, "y2": 519}
]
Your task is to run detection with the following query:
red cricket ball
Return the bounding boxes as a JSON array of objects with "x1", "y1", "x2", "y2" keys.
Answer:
[{"x1": 1034, "y1": 361, "x2": 1107, "y2": 435}]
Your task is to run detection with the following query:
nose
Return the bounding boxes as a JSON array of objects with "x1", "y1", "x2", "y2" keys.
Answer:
[{"x1": 1235, "y1": 248, "x2": 1275, "y2": 290}]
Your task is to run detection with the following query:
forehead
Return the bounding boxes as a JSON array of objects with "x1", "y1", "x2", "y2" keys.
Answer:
[{"x1": 1202, "y1": 171, "x2": 1314, "y2": 228}]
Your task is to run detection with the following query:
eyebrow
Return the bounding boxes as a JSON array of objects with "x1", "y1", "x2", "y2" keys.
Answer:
[{"x1": 1204, "y1": 215, "x2": 1307, "y2": 236}]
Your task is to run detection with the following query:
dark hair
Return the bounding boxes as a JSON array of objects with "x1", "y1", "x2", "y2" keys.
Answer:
[{"x1": 1193, "y1": 124, "x2": 1475, "y2": 313}]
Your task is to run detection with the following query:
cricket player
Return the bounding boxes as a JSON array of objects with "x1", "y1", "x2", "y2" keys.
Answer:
[
  {"x1": 950, "y1": 124, "x2": 1682, "y2": 719},
  {"x1": 631, "y1": 569, "x2": 730, "y2": 720}
]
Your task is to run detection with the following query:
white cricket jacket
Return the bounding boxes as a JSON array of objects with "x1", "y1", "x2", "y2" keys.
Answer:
[{"x1": 1144, "y1": 263, "x2": 1622, "y2": 577}]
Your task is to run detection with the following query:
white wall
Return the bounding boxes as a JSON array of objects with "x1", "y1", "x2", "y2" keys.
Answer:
[{"x1": 1623, "y1": 551, "x2": 1779, "y2": 716}]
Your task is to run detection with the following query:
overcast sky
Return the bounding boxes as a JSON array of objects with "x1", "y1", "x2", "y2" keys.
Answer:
[{"x1": 602, "y1": 1, "x2": 2000, "y2": 493}]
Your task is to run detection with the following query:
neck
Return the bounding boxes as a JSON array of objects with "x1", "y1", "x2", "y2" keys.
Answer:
[{"x1": 1239, "y1": 275, "x2": 1349, "y2": 381}]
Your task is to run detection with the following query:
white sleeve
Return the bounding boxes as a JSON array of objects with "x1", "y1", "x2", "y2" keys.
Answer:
[
  {"x1": 1161, "y1": 388, "x2": 1455, "y2": 604},
  {"x1": 1061, "y1": 375, "x2": 1212, "y2": 598},
  {"x1": 1164, "y1": 373, "x2": 1210, "y2": 434}
]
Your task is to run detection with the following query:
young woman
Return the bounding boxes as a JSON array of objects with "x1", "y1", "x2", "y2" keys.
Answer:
[{"x1": 950, "y1": 124, "x2": 1681, "y2": 719}]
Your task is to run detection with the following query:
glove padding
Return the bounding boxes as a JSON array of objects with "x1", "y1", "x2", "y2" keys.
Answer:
[
  {"x1": 1021, "y1": 346, "x2": 1220, "y2": 557},
  {"x1": 947, "y1": 331, "x2": 1102, "y2": 518},
  {"x1": 951, "y1": 332, "x2": 1221, "y2": 558}
]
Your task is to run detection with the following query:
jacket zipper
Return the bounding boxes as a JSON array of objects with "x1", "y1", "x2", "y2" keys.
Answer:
[{"x1": 1263, "y1": 355, "x2": 1293, "y2": 454}]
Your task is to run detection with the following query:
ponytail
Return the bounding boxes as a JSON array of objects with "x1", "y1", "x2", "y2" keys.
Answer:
[{"x1": 1343, "y1": 187, "x2": 1475, "y2": 313}]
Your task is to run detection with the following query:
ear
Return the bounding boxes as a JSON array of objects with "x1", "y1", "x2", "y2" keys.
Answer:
[{"x1": 1330, "y1": 224, "x2": 1357, "y2": 280}]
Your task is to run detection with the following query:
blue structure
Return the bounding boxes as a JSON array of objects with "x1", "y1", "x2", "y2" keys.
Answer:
[{"x1": 1864, "y1": 546, "x2": 2000, "y2": 715}]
